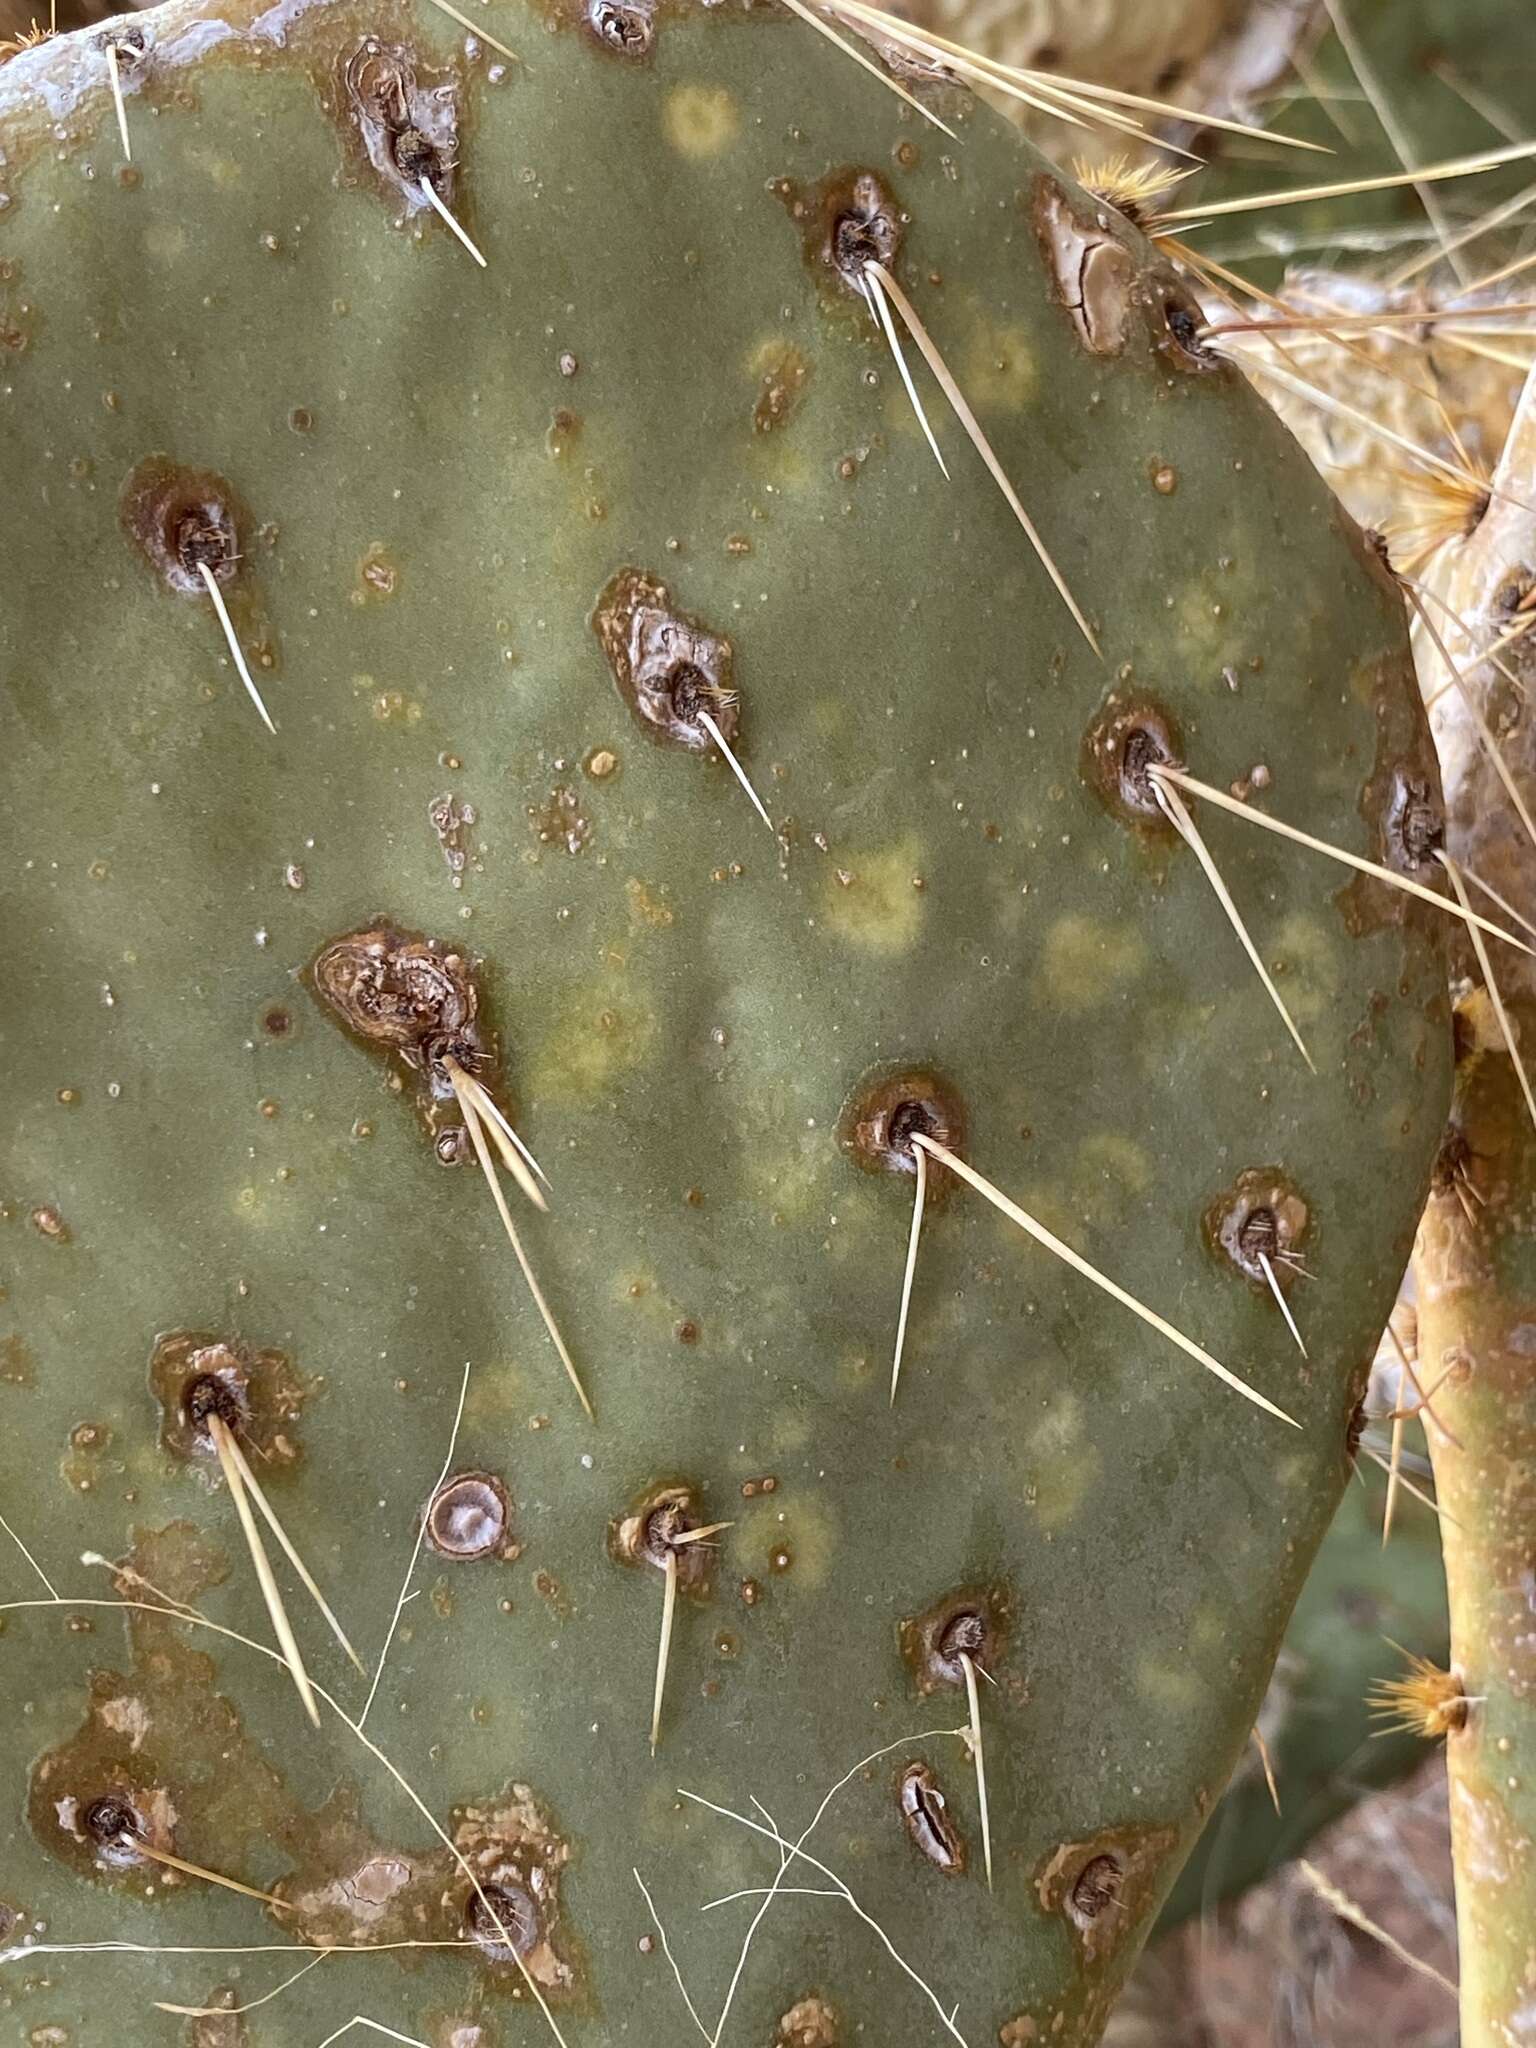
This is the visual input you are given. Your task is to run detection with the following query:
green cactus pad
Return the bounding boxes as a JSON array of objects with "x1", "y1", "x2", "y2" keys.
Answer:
[{"x1": 0, "y1": 1, "x2": 1449, "y2": 2042}]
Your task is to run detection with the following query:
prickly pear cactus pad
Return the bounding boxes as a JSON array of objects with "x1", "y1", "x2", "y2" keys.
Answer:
[{"x1": 0, "y1": 2, "x2": 1451, "y2": 2043}]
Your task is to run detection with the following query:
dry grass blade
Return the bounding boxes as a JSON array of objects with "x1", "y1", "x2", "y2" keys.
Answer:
[
  {"x1": 209, "y1": 1416, "x2": 321, "y2": 1727},
  {"x1": 215, "y1": 1425, "x2": 365, "y2": 1676},
  {"x1": 197, "y1": 563, "x2": 276, "y2": 734},
  {"x1": 909, "y1": 1132, "x2": 1298, "y2": 1425},
  {"x1": 157, "y1": 1949, "x2": 332, "y2": 2018},
  {"x1": 1298, "y1": 1860, "x2": 1459, "y2": 1997},
  {"x1": 418, "y1": 0, "x2": 521, "y2": 63},
  {"x1": 1149, "y1": 764, "x2": 1533, "y2": 956},
  {"x1": 1251, "y1": 1725, "x2": 1281, "y2": 1815},
  {"x1": 1161, "y1": 137, "x2": 1536, "y2": 223},
  {"x1": 1153, "y1": 772, "x2": 1315, "y2": 1071},
  {"x1": 865, "y1": 262, "x2": 1100, "y2": 655},
  {"x1": 129, "y1": 1838, "x2": 290, "y2": 1910}
]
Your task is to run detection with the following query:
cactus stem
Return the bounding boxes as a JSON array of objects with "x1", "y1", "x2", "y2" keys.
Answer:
[
  {"x1": 910, "y1": 1131, "x2": 1299, "y2": 1424},
  {"x1": 959, "y1": 1651, "x2": 991, "y2": 1891},
  {"x1": 696, "y1": 708, "x2": 775, "y2": 833},
  {"x1": 1149, "y1": 763, "x2": 1534, "y2": 956},
  {"x1": 444, "y1": 1057, "x2": 549, "y2": 1211},
  {"x1": 103, "y1": 42, "x2": 131, "y2": 165},
  {"x1": 1297, "y1": 1859, "x2": 1460, "y2": 1999},
  {"x1": 417, "y1": 176, "x2": 487, "y2": 269},
  {"x1": 860, "y1": 266, "x2": 949, "y2": 481},
  {"x1": 209, "y1": 1414, "x2": 322, "y2": 1727},
  {"x1": 0, "y1": 1506, "x2": 59, "y2": 1598},
  {"x1": 1402, "y1": 583, "x2": 1536, "y2": 855},
  {"x1": 1259, "y1": 1253, "x2": 1309, "y2": 1355},
  {"x1": 1151, "y1": 770, "x2": 1315, "y2": 1072},
  {"x1": 454, "y1": 1076, "x2": 594, "y2": 1419},
  {"x1": 214, "y1": 1419, "x2": 368, "y2": 1676},
  {"x1": 864, "y1": 263, "x2": 1100, "y2": 656},
  {"x1": 650, "y1": 1549, "x2": 678, "y2": 1755},
  {"x1": 195, "y1": 562, "x2": 275, "y2": 734},
  {"x1": 889, "y1": 1136, "x2": 927, "y2": 1406},
  {"x1": 1439, "y1": 855, "x2": 1536, "y2": 1137},
  {"x1": 1249, "y1": 1724, "x2": 1282, "y2": 1814},
  {"x1": 417, "y1": 0, "x2": 522, "y2": 66}
]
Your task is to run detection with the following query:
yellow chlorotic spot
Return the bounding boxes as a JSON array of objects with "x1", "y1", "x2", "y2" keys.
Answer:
[
  {"x1": 821, "y1": 840, "x2": 925, "y2": 955},
  {"x1": 1072, "y1": 1133, "x2": 1153, "y2": 1219},
  {"x1": 142, "y1": 222, "x2": 189, "y2": 267},
  {"x1": 1267, "y1": 912, "x2": 1338, "y2": 1026},
  {"x1": 664, "y1": 84, "x2": 740, "y2": 160},
  {"x1": 961, "y1": 318, "x2": 1037, "y2": 414},
  {"x1": 1136, "y1": 1655, "x2": 1202, "y2": 1713},
  {"x1": 529, "y1": 989, "x2": 657, "y2": 1102},
  {"x1": 625, "y1": 877, "x2": 675, "y2": 930},
  {"x1": 1031, "y1": 1445, "x2": 1102, "y2": 1532},
  {"x1": 1172, "y1": 578, "x2": 1232, "y2": 661},
  {"x1": 1036, "y1": 914, "x2": 1148, "y2": 1011}
]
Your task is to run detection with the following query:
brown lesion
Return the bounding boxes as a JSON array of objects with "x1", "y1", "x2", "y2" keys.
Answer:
[
  {"x1": 609, "y1": 1479, "x2": 715, "y2": 1595},
  {"x1": 119, "y1": 455, "x2": 249, "y2": 598},
  {"x1": 770, "y1": 166, "x2": 907, "y2": 313},
  {"x1": 1034, "y1": 1821, "x2": 1178, "y2": 1968},
  {"x1": 328, "y1": 34, "x2": 464, "y2": 220},
  {"x1": 899, "y1": 1582, "x2": 1010, "y2": 1695},
  {"x1": 26, "y1": 1523, "x2": 292, "y2": 1897},
  {"x1": 1337, "y1": 650, "x2": 1450, "y2": 945},
  {"x1": 1031, "y1": 176, "x2": 1136, "y2": 358},
  {"x1": 838, "y1": 1063, "x2": 968, "y2": 1204},
  {"x1": 149, "y1": 1329, "x2": 307, "y2": 1471},
  {"x1": 1080, "y1": 690, "x2": 1183, "y2": 834},
  {"x1": 443, "y1": 1784, "x2": 577, "y2": 1992},
  {"x1": 307, "y1": 920, "x2": 504, "y2": 1153},
  {"x1": 1203, "y1": 1167, "x2": 1311, "y2": 1296},
  {"x1": 897, "y1": 1759, "x2": 966, "y2": 1875},
  {"x1": 591, "y1": 568, "x2": 740, "y2": 756}
]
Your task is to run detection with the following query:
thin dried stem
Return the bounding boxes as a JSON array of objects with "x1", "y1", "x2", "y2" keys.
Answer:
[
  {"x1": 960, "y1": 1651, "x2": 992, "y2": 1891},
  {"x1": 1298, "y1": 1860, "x2": 1458, "y2": 1998},
  {"x1": 1149, "y1": 763, "x2": 1532, "y2": 956},
  {"x1": 417, "y1": 0, "x2": 521, "y2": 63},
  {"x1": 362, "y1": 1359, "x2": 472, "y2": 1727},
  {"x1": 217, "y1": 1426, "x2": 365, "y2": 1675},
  {"x1": 209, "y1": 1414, "x2": 320, "y2": 1727},
  {"x1": 909, "y1": 1132, "x2": 1298, "y2": 1425},
  {"x1": 1153, "y1": 773, "x2": 1315, "y2": 1071},
  {"x1": 156, "y1": 1949, "x2": 331, "y2": 2018},
  {"x1": 0, "y1": 1509, "x2": 59, "y2": 1598},
  {"x1": 865, "y1": 262, "x2": 1100, "y2": 656},
  {"x1": 1251, "y1": 1725, "x2": 1281, "y2": 1814},
  {"x1": 128, "y1": 1838, "x2": 290, "y2": 1911},
  {"x1": 889, "y1": 1140, "x2": 927, "y2": 1406},
  {"x1": 197, "y1": 563, "x2": 276, "y2": 734}
]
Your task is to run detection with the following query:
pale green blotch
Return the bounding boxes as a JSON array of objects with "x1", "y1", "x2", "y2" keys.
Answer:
[{"x1": 1035, "y1": 914, "x2": 1150, "y2": 1012}]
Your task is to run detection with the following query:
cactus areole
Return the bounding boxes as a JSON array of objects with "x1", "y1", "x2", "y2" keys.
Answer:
[{"x1": 0, "y1": 1, "x2": 1450, "y2": 2043}]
